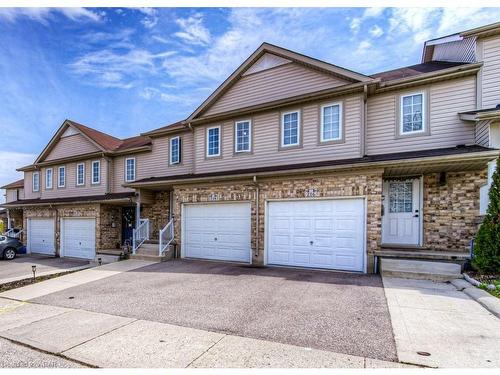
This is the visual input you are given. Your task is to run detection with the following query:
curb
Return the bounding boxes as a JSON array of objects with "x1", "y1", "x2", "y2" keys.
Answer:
[
  {"x1": 0, "y1": 265, "x2": 92, "y2": 286},
  {"x1": 450, "y1": 277, "x2": 500, "y2": 319}
]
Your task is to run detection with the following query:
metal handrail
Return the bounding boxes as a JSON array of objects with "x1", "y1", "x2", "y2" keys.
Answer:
[
  {"x1": 3, "y1": 228, "x2": 24, "y2": 239},
  {"x1": 132, "y1": 218, "x2": 149, "y2": 254},
  {"x1": 159, "y1": 219, "x2": 174, "y2": 256}
]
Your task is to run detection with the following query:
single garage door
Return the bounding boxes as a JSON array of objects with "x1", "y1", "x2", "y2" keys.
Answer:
[
  {"x1": 27, "y1": 218, "x2": 55, "y2": 255},
  {"x1": 183, "y1": 202, "x2": 251, "y2": 263},
  {"x1": 61, "y1": 218, "x2": 96, "y2": 259},
  {"x1": 267, "y1": 199, "x2": 365, "y2": 272}
]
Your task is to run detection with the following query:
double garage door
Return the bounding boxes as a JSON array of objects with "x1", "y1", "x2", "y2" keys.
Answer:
[
  {"x1": 27, "y1": 218, "x2": 95, "y2": 259},
  {"x1": 182, "y1": 199, "x2": 365, "y2": 272}
]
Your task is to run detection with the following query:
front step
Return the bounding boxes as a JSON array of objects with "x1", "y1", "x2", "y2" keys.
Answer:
[
  {"x1": 129, "y1": 243, "x2": 174, "y2": 263},
  {"x1": 380, "y1": 258, "x2": 462, "y2": 282}
]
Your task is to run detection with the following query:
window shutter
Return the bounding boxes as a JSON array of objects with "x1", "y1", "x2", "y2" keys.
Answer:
[{"x1": 178, "y1": 138, "x2": 182, "y2": 163}]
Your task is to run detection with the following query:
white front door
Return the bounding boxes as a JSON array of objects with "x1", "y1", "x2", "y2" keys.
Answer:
[
  {"x1": 382, "y1": 178, "x2": 421, "y2": 245},
  {"x1": 61, "y1": 218, "x2": 96, "y2": 259},
  {"x1": 266, "y1": 199, "x2": 365, "y2": 272},
  {"x1": 27, "y1": 218, "x2": 55, "y2": 255},
  {"x1": 182, "y1": 202, "x2": 251, "y2": 263}
]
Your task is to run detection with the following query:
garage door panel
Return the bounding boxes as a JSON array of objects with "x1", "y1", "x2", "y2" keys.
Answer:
[
  {"x1": 184, "y1": 203, "x2": 251, "y2": 263},
  {"x1": 28, "y1": 218, "x2": 55, "y2": 255},
  {"x1": 267, "y1": 199, "x2": 365, "y2": 272},
  {"x1": 62, "y1": 218, "x2": 95, "y2": 259}
]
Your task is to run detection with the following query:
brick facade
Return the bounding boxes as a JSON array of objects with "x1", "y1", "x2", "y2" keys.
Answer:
[
  {"x1": 423, "y1": 169, "x2": 487, "y2": 252},
  {"x1": 172, "y1": 169, "x2": 384, "y2": 271},
  {"x1": 141, "y1": 191, "x2": 170, "y2": 238}
]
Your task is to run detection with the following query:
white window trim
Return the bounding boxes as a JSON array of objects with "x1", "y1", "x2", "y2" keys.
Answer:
[
  {"x1": 125, "y1": 157, "x2": 136, "y2": 182},
  {"x1": 234, "y1": 120, "x2": 252, "y2": 153},
  {"x1": 45, "y1": 168, "x2": 53, "y2": 189},
  {"x1": 76, "y1": 162, "x2": 85, "y2": 186},
  {"x1": 400, "y1": 91, "x2": 426, "y2": 135},
  {"x1": 206, "y1": 126, "x2": 221, "y2": 157},
  {"x1": 320, "y1": 102, "x2": 343, "y2": 142},
  {"x1": 281, "y1": 110, "x2": 301, "y2": 147},
  {"x1": 169, "y1": 136, "x2": 181, "y2": 165},
  {"x1": 32, "y1": 171, "x2": 40, "y2": 192},
  {"x1": 58, "y1": 166, "x2": 65, "y2": 188},
  {"x1": 91, "y1": 160, "x2": 100, "y2": 184}
]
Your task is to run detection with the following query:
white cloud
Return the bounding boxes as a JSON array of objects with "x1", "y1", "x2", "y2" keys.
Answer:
[
  {"x1": 0, "y1": 151, "x2": 36, "y2": 203},
  {"x1": 133, "y1": 7, "x2": 158, "y2": 29},
  {"x1": 369, "y1": 25, "x2": 384, "y2": 38},
  {"x1": 350, "y1": 7, "x2": 386, "y2": 34},
  {"x1": 173, "y1": 14, "x2": 212, "y2": 46},
  {"x1": 0, "y1": 7, "x2": 102, "y2": 24}
]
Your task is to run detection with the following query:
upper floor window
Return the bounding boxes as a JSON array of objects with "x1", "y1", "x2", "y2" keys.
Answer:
[
  {"x1": 235, "y1": 120, "x2": 251, "y2": 152},
  {"x1": 281, "y1": 110, "x2": 300, "y2": 147},
  {"x1": 125, "y1": 157, "x2": 136, "y2": 182},
  {"x1": 207, "y1": 126, "x2": 220, "y2": 157},
  {"x1": 58, "y1": 166, "x2": 65, "y2": 188},
  {"x1": 45, "y1": 168, "x2": 53, "y2": 189},
  {"x1": 92, "y1": 160, "x2": 100, "y2": 184},
  {"x1": 400, "y1": 92, "x2": 425, "y2": 134},
  {"x1": 76, "y1": 162, "x2": 85, "y2": 186},
  {"x1": 33, "y1": 171, "x2": 40, "y2": 192},
  {"x1": 321, "y1": 103, "x2": 342, "y2": 142},
  {"x1": 170, "y1": 137, "x2": 181, "y2": 165}
]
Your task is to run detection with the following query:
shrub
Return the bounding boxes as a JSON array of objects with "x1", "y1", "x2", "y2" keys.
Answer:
[{"x1": 473, "y1": 156, "x2": 500, "y2": 273}]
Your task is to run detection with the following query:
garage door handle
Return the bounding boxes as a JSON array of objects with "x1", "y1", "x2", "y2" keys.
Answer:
[
  {"x1": 214, "y1": 237, "x2": 217, "y2": 241},
  {"x1": 310, "y1": 241, "x2": 314, "y2": 245}
]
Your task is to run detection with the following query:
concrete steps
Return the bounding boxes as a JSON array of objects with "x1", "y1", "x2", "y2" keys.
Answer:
[
  {"x1": 380, "y1": 258, "x2": 462, "y2": 282},
  {"x1": 129, "y1": 243, "x2": 174, "y2": 263}
]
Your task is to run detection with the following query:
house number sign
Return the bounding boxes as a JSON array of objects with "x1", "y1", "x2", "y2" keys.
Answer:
[
  {"x1": 208, "y1": 193, "x2": 220, "y2": 201},
  {"x1": 305, "y1": 188, "x2": 319, "y2": 197}
]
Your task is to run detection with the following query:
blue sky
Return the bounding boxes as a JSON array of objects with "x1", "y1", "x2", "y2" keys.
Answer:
[{"x1": 1, "y1": 6, "x2": 500, "y2": 192}]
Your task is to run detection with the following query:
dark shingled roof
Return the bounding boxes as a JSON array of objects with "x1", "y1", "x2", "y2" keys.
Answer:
[
  {"x1": 2, "y1": 192, "x2": 135, "y2": 207},
  {"x1": 1, "y1": 179, "x2": 24, "y2": 190},
  {"x1": 129, "y1": 145, "x2": 496, "y2": 185},
  {"x1": 371, "y1": 61, "x2": 470, "y2": 82},
  {"x1": 142, "y1": 120, "x2": 187, "y2": 136}
]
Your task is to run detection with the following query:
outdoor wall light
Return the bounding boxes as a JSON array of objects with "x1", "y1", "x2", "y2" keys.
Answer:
[
  {"x1": 98, "y1": 257, "x2": 102, "y2": 266},
  {"x1": 31, "y1": 265, "x2": 36, "y2": 283}
]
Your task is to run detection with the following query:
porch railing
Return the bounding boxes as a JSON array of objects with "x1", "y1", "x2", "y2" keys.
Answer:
[
  {"x1": 159, "y1": 219, "x2": 174, "y2": 256},
  {"x1": 132, "y1": 218, "x2": 149, "y2": 254},
  {"x1": 3, "y1": 228, "x2": 24, "y2": 240}
]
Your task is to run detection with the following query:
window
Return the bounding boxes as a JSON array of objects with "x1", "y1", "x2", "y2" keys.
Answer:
[
  {"x1": 401, "y1": 93, "x2": 425, "y2": 134},
  {"x1": 45, "y1": 168, "x2": 53, "y2": 189},
  {"x1": 389, "y1": 181, "x2": 413, "y2": 213},
  {"x1": 58, "y1": 166, "x2": 65, "y2": 188},
  {"x1": 281, "y1": 111, "x2": 300, "y2": 147},
  {"x1": 170, "y1": 137, "x2": 181, "y2": 165},
  {"x1": 321, "y1": 103, "x2": 342, "y2": 142},
  {"x1": 92, "y1": 160, "x2": 100, "y2": 184},
  {"x1": 207, "y1": 127, "x2": 220, "y2": 157},
  {"x1": 235, "y1": 120, "x2": 251, "y2": 152},
  {"x1": 32, "y1": 171, "x2": 40, "y2": 192},
  {"x1": 76, "y1": 163, "x2": 85, "y2": 186},
  {"x1": 125, "y1": 158, "x2": 135, "y2": 182}
]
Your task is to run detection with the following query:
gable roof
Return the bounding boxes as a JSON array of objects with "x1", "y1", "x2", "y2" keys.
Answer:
[
  {"x1": 34, "y1": 119, "x2": 151, "y2": 164},
  {"x1": 187, "y1": 42, "x2": 374, "y2": 121},
  {"x1": 1, "y1": 179, "x2": 24, "y2": 190}
]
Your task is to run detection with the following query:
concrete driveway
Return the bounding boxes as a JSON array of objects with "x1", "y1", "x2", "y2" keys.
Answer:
[
  {"x1": 0, "y1": 255, "x2": 90, "y2": 285},
  {"x1": 33, "y1": 259, "x2": 397, "y2": 361}
]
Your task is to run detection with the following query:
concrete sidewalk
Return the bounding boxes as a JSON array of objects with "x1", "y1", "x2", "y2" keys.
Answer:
[
  {"x1": 0, "y1": 260, "x2": 153, "y2": 301},
  {"x1": 0, "y1": 298, "x2": 412, "y2": 368},
  {"x1": 383, "y1": 277, "x2": 500, "y2": 368}
]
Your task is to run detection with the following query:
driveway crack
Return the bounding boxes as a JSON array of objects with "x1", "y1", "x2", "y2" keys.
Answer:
[{"x1": 185, "y1": 334, "x2": 227, "y2": 368}]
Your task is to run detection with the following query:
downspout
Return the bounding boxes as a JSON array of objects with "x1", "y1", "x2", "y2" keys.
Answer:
[
  {"x1": 103, "y1": 153, "x2": 111, "y2": 194},
  {"x1": 188, "y1": 122, "x2": 195, "y2": 174},
  {"x1": 252, "y1": 175, "x2": 260, "y2": 261},
  {"x1": 361, "y1": 84, "x2": 368, "y2": 157}
]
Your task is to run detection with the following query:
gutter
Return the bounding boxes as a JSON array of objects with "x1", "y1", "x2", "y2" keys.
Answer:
[
  {"x1": 122, "y1": 149, "x2": 499, "y2": 189},
  {"x1": 1, "y1": 196, "x2": 135, "y2": 208}
]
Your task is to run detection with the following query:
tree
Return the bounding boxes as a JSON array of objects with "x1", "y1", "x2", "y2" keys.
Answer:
[{"x1": 473, "y1": 155, "x2": 500, "y2": 273}]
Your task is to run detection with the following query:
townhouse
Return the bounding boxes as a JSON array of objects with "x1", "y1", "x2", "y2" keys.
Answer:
[{"x1": 2, "y1": 22, "x2": 500, "y2": 273}]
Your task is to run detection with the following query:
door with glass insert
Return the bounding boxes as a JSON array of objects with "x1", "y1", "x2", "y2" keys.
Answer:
[{"x1": 382, "y1": 178, "x2": 421, "y2": 245}]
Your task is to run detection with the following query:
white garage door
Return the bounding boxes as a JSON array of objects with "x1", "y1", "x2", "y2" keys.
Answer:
[
  {"x1": 267, "y1": 199, "x2": 365, "y2": 272},
  {"x1": 61, "y1": 218, "x2": 96, "y2": 259},
  {"x1": 27, "y1": 218, "x2": 55, "y2": 255},
  {"x1": 183, "y1": 202, "x2": 251, "y2": 263}
]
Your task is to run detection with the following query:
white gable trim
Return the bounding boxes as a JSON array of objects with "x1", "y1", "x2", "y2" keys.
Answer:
[
  {"x1": 243, "y1": 53, "x2": 292, "y2": 76},
  {"x1": 61, "y1": 126, "x2": 79, "y2": 138}
]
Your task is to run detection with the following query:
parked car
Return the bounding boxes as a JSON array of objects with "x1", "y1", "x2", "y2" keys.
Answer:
[{"x1": 0, "y1": 235, "x2": 26, "y2": 260}]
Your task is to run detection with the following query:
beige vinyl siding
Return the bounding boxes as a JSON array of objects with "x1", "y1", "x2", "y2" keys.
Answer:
[
  {"x1": 23, "y1": 171, "x2": 41, "y2": 199},
  {"x1": 40, "y1": 158, "x2": 108, "y2": 198},
  {"x1": 5, "y1": 189, "x2": 21, "y2": 203},
  {"x1": 475, "y1": 120, "x2": 490, "y2": 147},
  {"x1": 44, "y1": 133, "x2": 100, "y2": 161},
  {"x1": 481, "y1": 36, "x2": 500, "y2": 109},
  {"x1": 366, "y1": 77, "x2": 476, "y2": 155},
  {"x1": 112, "y1": 133, "x2": 194, "y2": 192},
  {"x1": 204, "y1": 63, "x2": 351, "y2": 116},
  {"x1": 194, "y1": 95, "x2": 362, "y2": 173}
]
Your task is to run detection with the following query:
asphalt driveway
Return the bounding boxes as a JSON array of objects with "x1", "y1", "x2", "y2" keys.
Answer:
[
  {"x1": 0, "y1": 255, "x2": 89, "y2": 284},
  {"x1": 33, "y1": 259, "x2": 397, "y2": 361}
]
